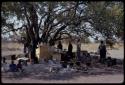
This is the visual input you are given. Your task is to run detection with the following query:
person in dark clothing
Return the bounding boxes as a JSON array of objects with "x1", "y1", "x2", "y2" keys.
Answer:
[
  {"x1": 61, "y1": 53, "x2": 65, "y2": 61},
  {"x1": 11, "y1": 55, "x2": 16, "y2": 60},
  {"x1": 98, "y1": 40, "x2": 107, "y2": 64},
  {"x1": 86, "y1": 53, "x2": 91, "y2": 67},
  {"x1": 68, "y1": 42, "x2": 73, "y2": 53},
  {"x1": 67, "y1": 42, "x2": 73, "y2": 62},
  {"x1": 9, "y1": 60, "x2": 17, "y2": 72},
  {"x1": 66, "y1": 51, "x2": 72, "y2": 62},
  {"x1": 3, "y1": 57, "x2": 6, "y2": 64},
  {"x1": 17, "y1": 60, "x2": 24, "y2": 72},
  {"x1": 106, "y1": 57, "x2": 112, "y2": 67},
  {"x1": 57, "y1": 41, "x2": 63, "y2": 50}
]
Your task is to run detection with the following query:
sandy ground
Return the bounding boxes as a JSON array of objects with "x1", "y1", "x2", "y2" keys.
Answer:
[
  {"x1": 1, "y1": 74, "x2": 124, "y2": 83},
  {"x1": 1, "y1": 42, "x2": 124, "y2": 83},
  {"x1": 2, "y1": 42, "x2": 124, "y2": 59}
]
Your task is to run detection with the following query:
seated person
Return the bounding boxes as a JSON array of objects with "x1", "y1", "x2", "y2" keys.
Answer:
[
  {"x1": 2, "y1": 57, "x2": 8, "y2": 72},
  {"x1": 66, "y1": 51, "x2": 73, "y2": 62},
  {"x1": 9, "y1": 60, "x2": 17, "y2": 72},
  {"x1": 86, "y1": 53, "x2": 92, "y2": 67},
  {"x1": 17, "y1": 60, "x2": 24, "y2": 72},
  {"x1": 81, "y1": 52, "x2": 88, "y2": 64}
]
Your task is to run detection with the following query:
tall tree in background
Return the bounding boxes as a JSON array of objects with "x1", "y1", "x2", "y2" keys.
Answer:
[{"x1": 86, "y1": 1, "x2": 124, "y2": 40}]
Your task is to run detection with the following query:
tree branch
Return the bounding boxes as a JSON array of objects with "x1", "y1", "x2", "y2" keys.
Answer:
[
  {"x1": 52, "y1": 25, "x2": 67, "y2": 40},
  {"x1": 2, "y1": 24, "x2": 24, "y2": 34},
  {"x1": 38, "y1": 13, "x2": 47, "y2": 29},
  {"x1": 24, "y1": 5, "x2": 31, "y2": 28}
]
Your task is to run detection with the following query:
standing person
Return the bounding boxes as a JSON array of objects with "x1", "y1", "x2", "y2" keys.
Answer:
[
  {"x1": 68, "y1": 41, "x2": 73, "y2": 53},
  {"x1": 98, "y1": 40, "x2": 107, "y2": 64},
  {"x1": 67, "y1": 41, "x2": 73, "y2": 62},
  {"x1": 76, "y1": 39, "x2": 81, "y2": 61},
  {"x1": 3, "y1": 57, "x2": 7, "y2": 64}
]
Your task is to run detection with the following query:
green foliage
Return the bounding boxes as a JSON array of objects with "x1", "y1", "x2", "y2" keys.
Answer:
[{"x1": 86, "y1": 1, "x2": 124, "y2": 39}]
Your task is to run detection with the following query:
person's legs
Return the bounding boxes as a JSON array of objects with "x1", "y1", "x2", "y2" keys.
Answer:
[
  {"x1": 100, "y1": 56, "x2": 103, "y2": 64},
  {"x1": 100, "y1": 52, "x2": 105, "y2": 64},
  {"x1": 77, "y1": 51, "x2": 80, "y2": 61},
  {"x1": 102, "y1": 53, "x2": 106, "y2": 64}
]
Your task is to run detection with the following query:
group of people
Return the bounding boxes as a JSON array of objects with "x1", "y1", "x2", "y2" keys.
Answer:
[
  {"x1": 9, "y1": 60, "x2": 24, "y2": 72},
  {"x1": 2, "y1": 57, "x2": 24, "y2": 72},
  {"x1": 57, "y1": 41, "x2": 73, "y2": 61},
  {"x1": 2, "y1": 40, "x2": 108, "y2": 72},
  {"x1": 57, "y1": 39, "x2": 107, "y2": 68}
]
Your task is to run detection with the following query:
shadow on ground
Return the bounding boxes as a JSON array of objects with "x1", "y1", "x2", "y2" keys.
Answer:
[{"x1": 2, "y1": 64, "x2": 123, "y2": 81}]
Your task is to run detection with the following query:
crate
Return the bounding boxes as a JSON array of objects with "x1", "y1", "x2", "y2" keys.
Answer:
[{"x1": 36, "y1": 44, "x2": 61, "y2": 61}]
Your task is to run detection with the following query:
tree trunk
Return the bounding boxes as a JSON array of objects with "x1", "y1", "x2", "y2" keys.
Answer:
[
  {"x1": 24, "y1": 44, "x2": 26, "y2": 54},
  {"x1": 29, "y1": 39, "x2": 39, "y2": 64}
]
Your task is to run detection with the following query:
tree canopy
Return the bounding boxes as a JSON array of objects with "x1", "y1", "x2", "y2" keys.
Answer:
[{"x1": 1, "y1": 1, "x2": 124, "y2": 43}]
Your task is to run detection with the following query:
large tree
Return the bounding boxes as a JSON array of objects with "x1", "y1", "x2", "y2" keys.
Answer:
[
  {"x1": 1, "y1": 1, "x2": 124, "y2": 63},
  {"x1": 1, "y1": 2, "x2": 87, "y2": 63}
]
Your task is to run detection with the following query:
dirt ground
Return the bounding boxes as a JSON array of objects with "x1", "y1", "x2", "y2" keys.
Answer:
[{"x1": 2, "y1": 74, "x2": 124, "y2": 83}]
